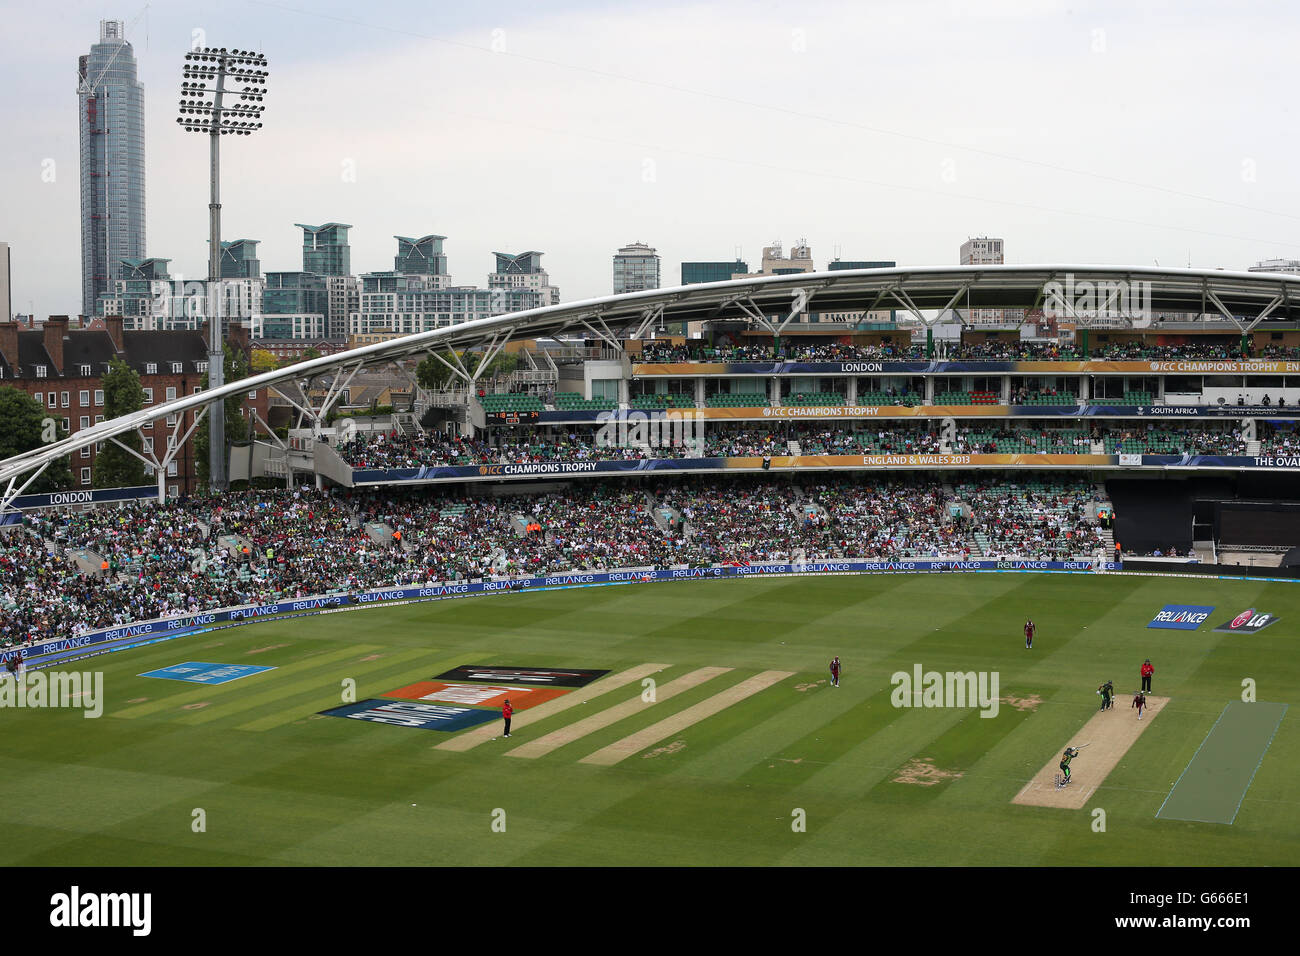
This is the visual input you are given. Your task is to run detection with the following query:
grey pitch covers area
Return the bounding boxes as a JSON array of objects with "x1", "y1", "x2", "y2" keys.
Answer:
[{"x1": 1156, "y1": 701, "x2": 1288, "y2": 825}]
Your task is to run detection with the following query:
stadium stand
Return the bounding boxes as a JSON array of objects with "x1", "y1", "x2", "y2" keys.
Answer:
[
  {"x1": 334, "y1": 422, "x2": 1293, "y2": 470},
  {"x1": 629, "y1": 393, "x2": 697, "y2": 409},
  {"x1": 553, "y1": 392, "x2": 617, "y2": 411},
  {"x1": 635, "y1": 340, "x2": 1298, "y2": 364},
  {"x1": 706, "y1": 392, "x2": 769, "y2": 408},
  {"x1": 478, "y1": 393, "x2": 545, "y2": 413},
  {"x1": 0, "y1": 476, "x2": 1113, "y2": 644}
]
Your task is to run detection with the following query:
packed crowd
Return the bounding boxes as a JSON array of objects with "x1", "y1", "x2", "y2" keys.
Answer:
[
  {"x1": 636, "y1": 339, "x2": 1294, "y2": 364},
  {"x1": 638, "y1": 341, "x2": 927, "y2": 363},
  {"x1": 956, "y1": 480, "x2": 1108, "y2": 561},
  {"x1": 333, "y1": 421, "x2": 1297, "y2": 469},
  {"x1": 657, "y1": 478, "x2": 970, "y2": 563},
  {"x1": 952, "y1": 341, "x2": 1080, "y2": 361},
  {"x1": 1093, "y1": 342, "x2": 1245, "y2": 361},
  {"x1": 0, "y1": 476, "x2": 1113, "y2": 645},
  {"x1": 336, "y1": 432, "x2": 674, "y2": 469}
]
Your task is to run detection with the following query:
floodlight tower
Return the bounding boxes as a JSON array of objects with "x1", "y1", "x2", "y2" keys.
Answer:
[{"x1": 177, "y1": 46, "x2": 268, "y2": 491}]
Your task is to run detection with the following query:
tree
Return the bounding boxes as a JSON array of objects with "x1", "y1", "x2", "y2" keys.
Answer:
[
  {"x1": 302, "y1": 347, "x2": 322, "y2": 361},
  {"x1": 0, "y1": 386, "x2": 75, "y2": 494},
  {"x1": 416, "y1": 352, "x2": 456, "y2": 390},
  {"x1": 483, "y1": 351, "x2": 518, "y2": 382},
  {"x1": 250, "y1": 349, "x2": 279, "y2": 374},
  {"x1": 416, "y1": 350, "x2": 519, "y2": 391},
  {"x1": 92, "y1": 359, "x2": 147, "y2": 488},
  {"x1": 194, "y1": 343, "x2": 253, "y2": 487}
]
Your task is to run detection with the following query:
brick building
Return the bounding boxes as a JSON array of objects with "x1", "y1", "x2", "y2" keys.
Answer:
[
  {"x1": 0, "y1": 316, "x2": 269, "y2": 496},
  {"x1": 254, "y1": 336, "x2": 348, "y2": 364}
]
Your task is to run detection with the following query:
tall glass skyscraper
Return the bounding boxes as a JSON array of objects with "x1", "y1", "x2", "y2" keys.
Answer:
[
  {"x1": 394, "y1": 235, "x2": 448, "y2": 276},
  {"x1": 220, "y1": 239, "x2": 262, "y2": 279},
  {"x1": 297, "y1": 223, "x2": 352, "y2": 275},
  {"x1": 78, "y1": 20, "x2": 146, "y2": 317}
]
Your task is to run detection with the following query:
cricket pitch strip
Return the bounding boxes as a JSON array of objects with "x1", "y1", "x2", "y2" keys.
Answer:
[{"x1": 1012, "y1": 695, "x2": 1169, "y2": 809}]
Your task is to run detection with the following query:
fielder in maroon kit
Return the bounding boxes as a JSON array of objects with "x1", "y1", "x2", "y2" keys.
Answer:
[
  {"x1": 1024, "y1": 619, "x2": 1035, "y2": 650},
  {"x1": 829, "y1": 657, "x2": 841, "y2": 687},
  {"x1": 1132, "y1": 690, "x2": 1147, "y2": 720}
]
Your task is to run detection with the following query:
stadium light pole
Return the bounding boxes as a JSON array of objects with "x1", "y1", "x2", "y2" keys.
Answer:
[{"x1": 177, "y1": 46, "x2": 268, "y2": 492}]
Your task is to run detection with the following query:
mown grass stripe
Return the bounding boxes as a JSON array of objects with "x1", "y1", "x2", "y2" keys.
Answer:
[
  {"x1": 435, "y1": 663, "x2": 667, "y2": 752},
  {"x1": 112, "y1": 645, "x2": 384, "y2": 719},
  {"x1": 234, "y1": 650, "x2": 476, "y2": 732},
  {"x1": 504, "y1": 667, "x2": 731, "y2": 759},
  {"x1": 176, "y1": 647, "x2": 438, "y2": 726},
  {"x1": 579, "y1": 669, "x2": 794, "y2": 766}
]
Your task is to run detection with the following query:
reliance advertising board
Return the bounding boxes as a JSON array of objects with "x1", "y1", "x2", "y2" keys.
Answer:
[{"x1": 1147, "y1": 605, "x2": 1216, "y2": 630}]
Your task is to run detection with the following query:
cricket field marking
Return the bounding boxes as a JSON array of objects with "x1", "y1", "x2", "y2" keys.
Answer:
[
  {"x1": 434, "y1": 663, "x2": 666, "y2": 752},
  {"x1": 114, "y1": 645, "x2": 383, "y2": 719},
  {"x1": 578, "y1": 669, "x2": 794, "y2": 766},
  {"x1": 1012, "y1": 695, "x2": 1170, "y2": 810},
  {"x1": 504, "y1": 666, "x2": 732, "y2": 759}
]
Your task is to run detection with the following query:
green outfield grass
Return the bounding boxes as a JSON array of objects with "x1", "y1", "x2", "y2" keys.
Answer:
[{"x1": 2, "y1": 573, "x2": 1297, "y2": 866}]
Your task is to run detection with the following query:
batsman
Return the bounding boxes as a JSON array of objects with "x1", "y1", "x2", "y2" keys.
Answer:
[
  {"x1": 1096, "y1": 679, "x2": 1114, "y2": 711},
  {"x1": 1059, "y1": 746, "x2": 1081, "y2": 786}
]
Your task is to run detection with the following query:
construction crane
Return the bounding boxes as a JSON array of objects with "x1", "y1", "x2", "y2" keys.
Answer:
[{"x1": 76, "y1": 6, "x2": 150, "y2": 97}]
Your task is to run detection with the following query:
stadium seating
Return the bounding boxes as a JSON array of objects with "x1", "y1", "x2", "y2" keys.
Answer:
[
  {"x1": 634, "y1": 340, "x2": 1300, "y2": 365},
  {"x1": 553, "y1": 392, "x2": 617, "y2": 411},
  {"x1": 706, "y1": 392, "x2": 769, "y2": 407},
  {"x1": 785, "y1": 392, "x2": 846, "y2": 407},
  {"x1": 478, "y1": 393, "x2": 545, "y2": 413},
  {"x1": 1020, "y1": 392, "x2": 1079, "y2": 406},
  {"x1": 858, "y1": 391, "x2": 922, "y2": 407},
  {"x1": 630, "y1": 393, "x2": 696, "y2": 409},
  {"x1": 0, "y1": 476, "x2": 1120, "y2": 645},
  {"x1": 1099, "y1": 392, "x2": 1153, "y2": 406}
]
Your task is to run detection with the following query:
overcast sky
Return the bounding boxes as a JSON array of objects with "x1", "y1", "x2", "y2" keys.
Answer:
[{"x1": 3, "y1": 0, "x2": 1298, "y2": 318}]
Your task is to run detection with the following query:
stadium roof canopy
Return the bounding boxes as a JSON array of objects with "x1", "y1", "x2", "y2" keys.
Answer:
[{"x1": 3, "y1": 263, "x2": 1299, "y2": 500}]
